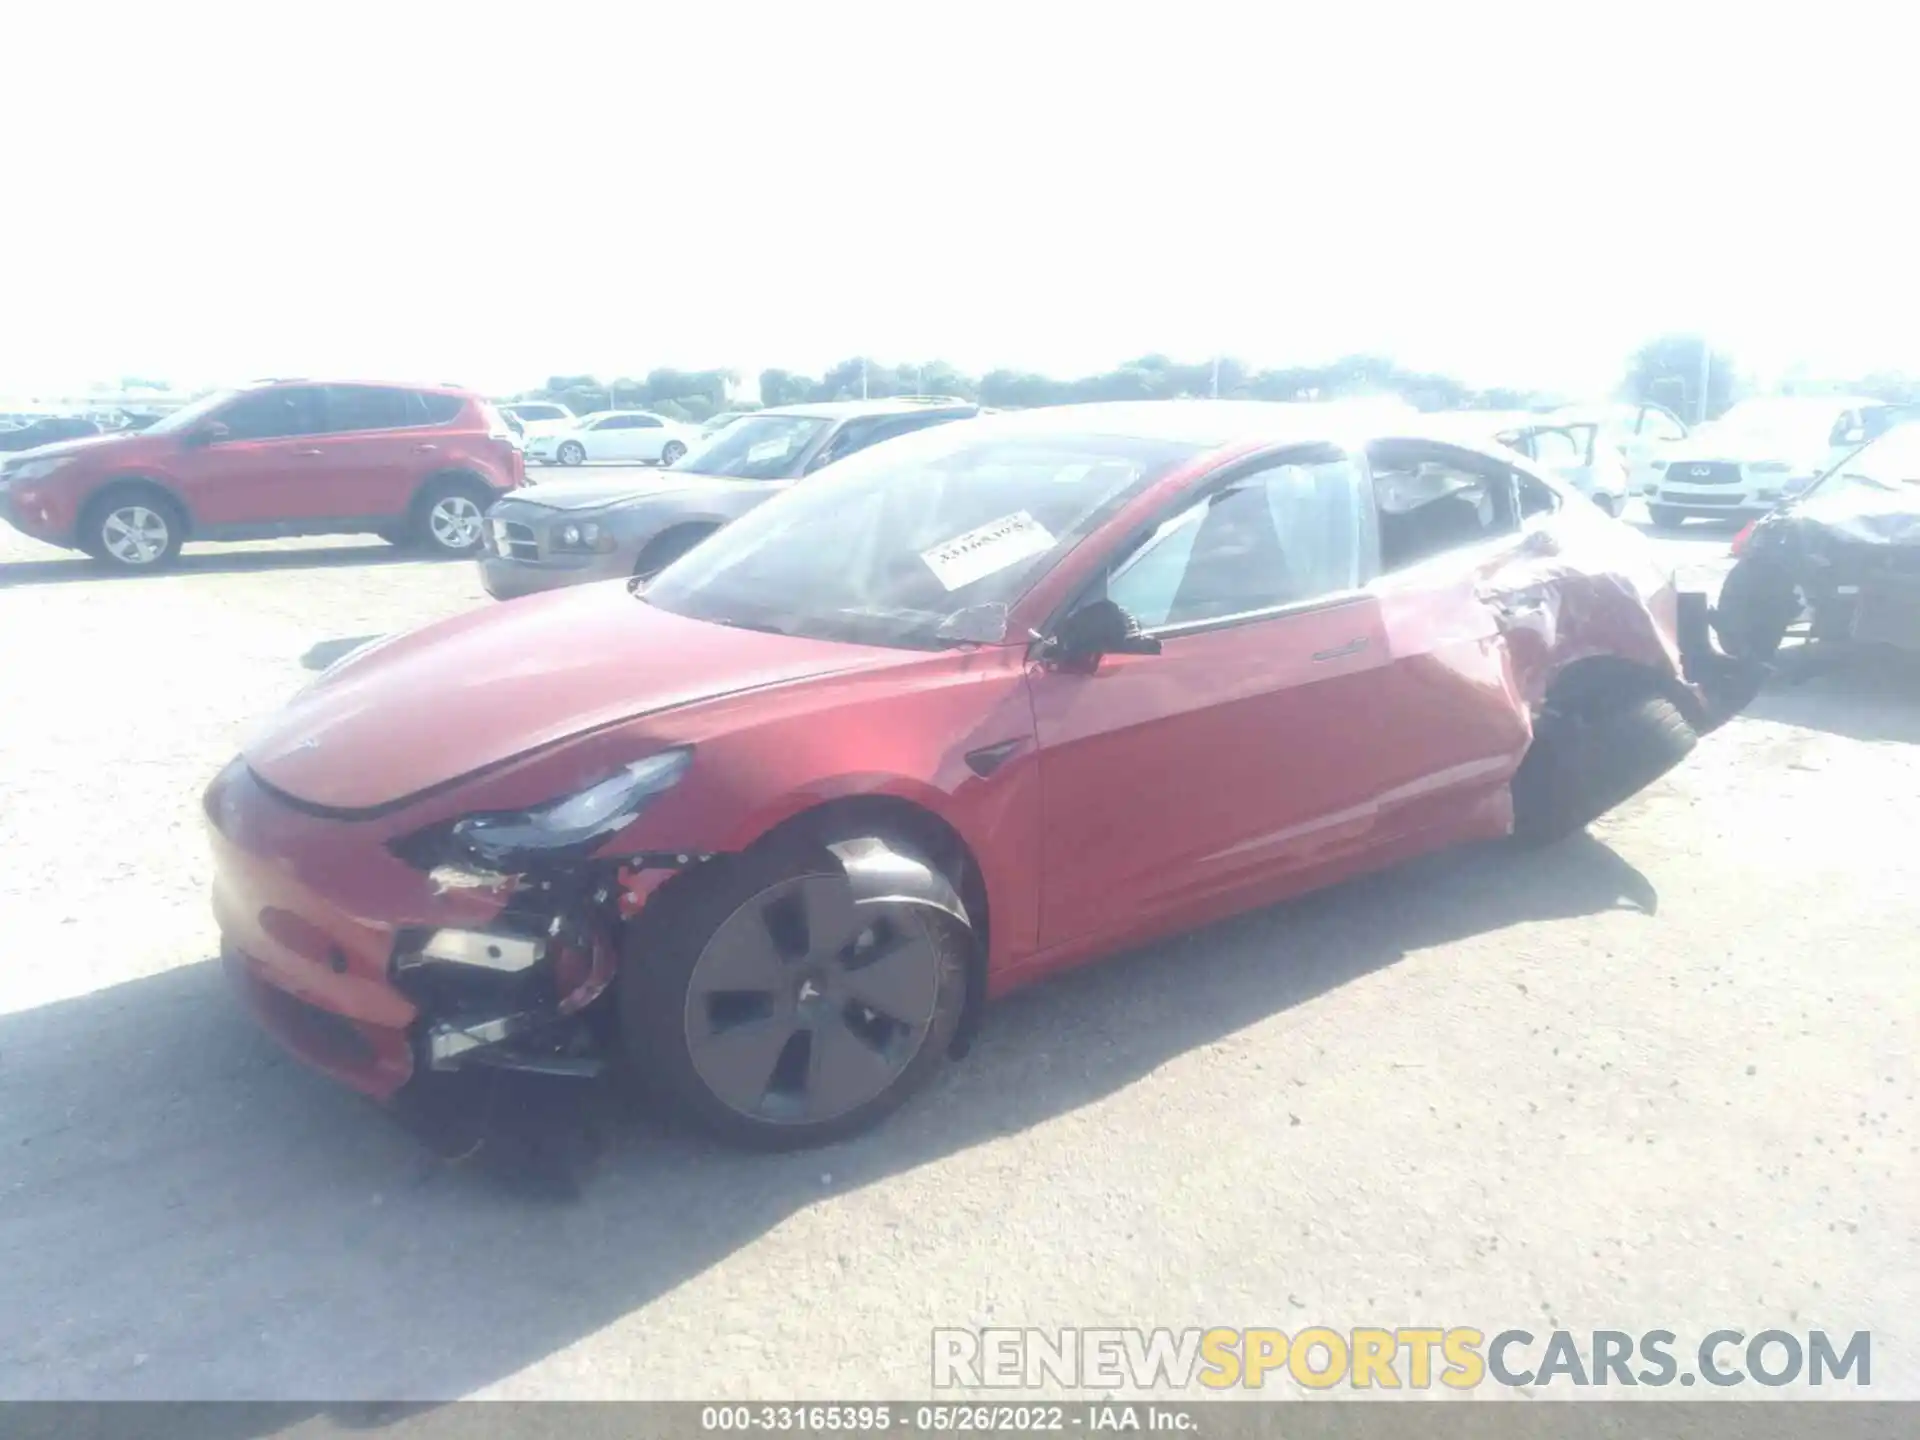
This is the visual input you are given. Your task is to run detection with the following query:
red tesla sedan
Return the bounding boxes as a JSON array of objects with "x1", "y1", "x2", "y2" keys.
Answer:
[{"x1": 205, "y1": 401, "x2": 1755, "y2": 1152}]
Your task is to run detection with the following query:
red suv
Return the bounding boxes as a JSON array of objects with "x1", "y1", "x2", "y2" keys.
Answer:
[{"x1": 0, "y1": 380, "x2": 524, "y2": 570}]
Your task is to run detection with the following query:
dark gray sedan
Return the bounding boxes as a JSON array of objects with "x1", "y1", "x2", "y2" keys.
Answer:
[{"x1": 477, "y1": 397, "x2": 984, "y2": 599}]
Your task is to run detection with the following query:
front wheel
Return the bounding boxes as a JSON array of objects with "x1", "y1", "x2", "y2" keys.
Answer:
[
  {"x1": 1647, "y1": 504, "x2": 1687, "y2": 529},
  {"x1": 1712, "y1": 554, "x2": 1798, "y2": 661},
  {"x1": 557, "y1": 440, "x2": 587, "y2": 466},
  {"x1": 622, "y1": 842, "x2": 970, "y2": 1150},
  {"x1": 83, "y1": 488, "x2": 185, "y2": 571}
]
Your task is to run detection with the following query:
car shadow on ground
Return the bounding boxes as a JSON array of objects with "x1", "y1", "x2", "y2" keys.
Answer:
[
  {"x1": 0, "y1": 543, "x2": 443, "y2": 588},
  {"x1": 1747, "y1": 645, "x2": 1920, "y2": 744},
  {"x1": 0, "y1": 832, "x2": 1654, "y2": 1415}
]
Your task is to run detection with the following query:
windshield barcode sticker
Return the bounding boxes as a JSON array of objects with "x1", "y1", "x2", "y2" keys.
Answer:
[{"x1": 920, "y1": 511, "x2": 1057, "y2": 591}]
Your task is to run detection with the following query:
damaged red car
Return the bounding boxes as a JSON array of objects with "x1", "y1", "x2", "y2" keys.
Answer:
[{"x1": 205, "y1": 401, "x2": 1758, "y2": 1151}]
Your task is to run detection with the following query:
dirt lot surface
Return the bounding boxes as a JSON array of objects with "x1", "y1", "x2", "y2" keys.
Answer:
[{"x1": 1, "y1": 497, "x2": 1914, "y2": 1403}]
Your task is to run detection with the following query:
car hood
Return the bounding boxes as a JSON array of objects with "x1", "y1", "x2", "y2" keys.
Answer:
[
  {"x1": 0, "y1": 431, "x2": 136, "y2": 464},
  {"x1": 242, "y1": 582, "x2": 905, "y2": 812},
  {"x1": 1664, "y1": 431, "x2": 1829, "y2": 467},
  {"x1": 504, "y1": 471, "x2": 766, "y2": 511},
  {"x1": 1773, "y1": 479, "x2": 1920, "y2": 548}
]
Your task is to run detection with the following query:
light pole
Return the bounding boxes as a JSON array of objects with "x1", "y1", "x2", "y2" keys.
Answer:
[{"x1": 1696, "y1": 341, "x2": 1711, "y2": 425}]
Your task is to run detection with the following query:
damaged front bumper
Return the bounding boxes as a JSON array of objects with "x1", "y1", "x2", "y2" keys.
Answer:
[
  {"x1": 206, "y1": 759, "x2": 703, "y2": 1101},
  {"x1": 1675, "y1": 587, "x2": 1768, "y2": 731}
]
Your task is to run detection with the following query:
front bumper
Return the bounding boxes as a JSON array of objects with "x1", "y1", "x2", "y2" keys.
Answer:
[
  {"x1": 478, "y1": 549, "x2": 630, "y2": 599},
  {"x1": 205, "y1": 760, "x2": 627, "y2": 1102},
  {"x1": 478, "y1": 504, "x2": 648, "y2": 598}
]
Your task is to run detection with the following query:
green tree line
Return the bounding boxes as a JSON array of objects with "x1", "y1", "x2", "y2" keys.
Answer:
[
  {"x1": 516, "y1": 355, "x2": 1556, "y2": 422},
  {"x1": 503, "y1": 342, "x2": 1920, "y2": 424}
]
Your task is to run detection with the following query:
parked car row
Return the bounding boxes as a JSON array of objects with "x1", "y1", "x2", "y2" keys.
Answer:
[
  {"x1": 1640, "y1": 395, "x2": 1918, "y2": 527},
  {"x1": 202, "y1": 399, "x2": 1763, "y2": 1172},
  {"x1": 477, "y1": 396, "x2": 989, "y2": 598}
]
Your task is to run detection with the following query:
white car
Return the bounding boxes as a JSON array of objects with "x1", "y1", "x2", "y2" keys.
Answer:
[
  {"x1": 499, "y1": 400, "x2": 579, "y2": 445},
  {"x1": 1644, "y1": 395, "x2": 1910, "y2": 528},
  {"x1": 1499, "y1": 418, "x2": 1632, "y2": 516},
  {"x1": 1426, "y1": 411, "x2": 1631, "y2": 515},
  {"x1": 1551, "y1": 401, "x2": 1689, "y2": 494},
  {"x1": 525, "y1": 409, "x2": 704, "y2": 467}
]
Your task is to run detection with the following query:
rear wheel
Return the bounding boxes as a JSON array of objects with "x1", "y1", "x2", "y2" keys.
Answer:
[
  {"x1": 1511, "y1": 692, "x2": 1698, "y2": 844},
  {"x1": 622, "y1": 840, "x2": 969, "y2": 1150},
  {"x1": 660, "y1": 440, "x2": 687, "y2": 466},
  {"x1": 1647, "y1": 504, "x2": 1687, "y2": 529},
  {"x1": 411, "y1": 476, "x2": 492, "y2": 557},
  {"x1": 82, "y1": 486, "x2": 185, "y2": 571}
]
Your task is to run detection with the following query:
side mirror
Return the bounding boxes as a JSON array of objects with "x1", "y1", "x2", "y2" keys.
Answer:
[
  {"x1": 1046, "y1": 598, "x2": 1162, "y2": 661},
  {"x1": 188, "y1": 420, "x2": 230, "y2": 446}
]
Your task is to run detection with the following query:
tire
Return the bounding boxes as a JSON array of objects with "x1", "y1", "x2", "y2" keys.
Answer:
[
  {"x1": 631, "y1": 524, "x2": 716, "y2": 582},
  {"x1": 1647, "y1": 504, "x2": 1687, "y2": 529},
  {"x1": 557, "y1": 440, "x2": 586, "y2": 467},
  {"x1": 411, "y1": 475, "x2": 492, "y2": 557},
  {"x1": 621, "y1": 839, "x2": 970, "y2": 1151},
  {"x1": 660, "y1": 440, "x2": 688, "y2": 467},
  {"x1": 1712, "y1": 554, "x2": 1797, "y2": 662},
  {"x1": 81, "y1": 485, "x2": 185, "y2": 571},
  {"x1": 1511, "y1": 692, "x2": 1698, "y2": 844}
]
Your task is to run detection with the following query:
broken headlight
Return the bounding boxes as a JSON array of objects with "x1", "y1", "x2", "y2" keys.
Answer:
[{"x1": 397, "y1": 746, "x2": 692, "y2": 871}]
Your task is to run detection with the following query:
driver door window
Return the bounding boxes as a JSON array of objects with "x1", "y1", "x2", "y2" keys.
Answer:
[
  {"x1": 218, "y1": 387, "x2": 325, "y2": 441},
  {"x1": 1103, "y1": 455, "x2": 1367, "y2": 630}
]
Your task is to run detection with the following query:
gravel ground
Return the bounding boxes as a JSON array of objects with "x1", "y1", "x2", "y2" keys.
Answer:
[{"x1": 0, "y1": 495, "x2": 1913, "y2": 1405}]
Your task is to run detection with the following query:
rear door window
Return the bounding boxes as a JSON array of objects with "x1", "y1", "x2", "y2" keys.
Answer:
[
  {"x1": 411, "y1": 391, "x2": 466, "y2": 425},
  {"x1": 1367, "y1": 441, "x2": 1523, "y2": 572},
  {"x1": 323, "y1": 385, "x2": 411, "y2": 433}
]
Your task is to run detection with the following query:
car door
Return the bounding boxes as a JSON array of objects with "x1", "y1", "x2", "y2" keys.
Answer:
[
  {"x1": 1360, "y1": 439, "x2": 1547, "y2": 841},
  {"x1": 623, "y1": 414, "x2": 668, "y2": 461},
  {"x1": 176, "y1": 385, "x2": 330, "y2": 527},
  {"x1": 1026, "y1": 445, "x2": 1400, "y2": 951},
  {"x1": 573, "y1": 415, "x2": 620, "y2": 461},
  {"x1": 306, "y1": 384, "x2": 424, "y2": 520}
]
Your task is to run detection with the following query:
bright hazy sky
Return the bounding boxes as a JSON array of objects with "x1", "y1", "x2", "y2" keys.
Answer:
[{"x1": 4, "y1": 2, "x2": 1913, "y2": 401}]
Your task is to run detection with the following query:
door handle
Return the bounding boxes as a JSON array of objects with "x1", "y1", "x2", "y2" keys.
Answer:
[
  {"x1": 1312, "y1": 637, "x2": 1369, "y2": 662},
  {"x1": 414, "y1": 443, "x2": 439, "y2": 453},
  {"x1": 292, "y1": 447, "x2": 324, "y2": 456}
]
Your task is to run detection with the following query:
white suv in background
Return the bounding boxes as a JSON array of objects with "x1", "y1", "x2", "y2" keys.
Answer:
[{"x1": 1645, "y1": 395, "x2": 1909, "y2": 527}]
